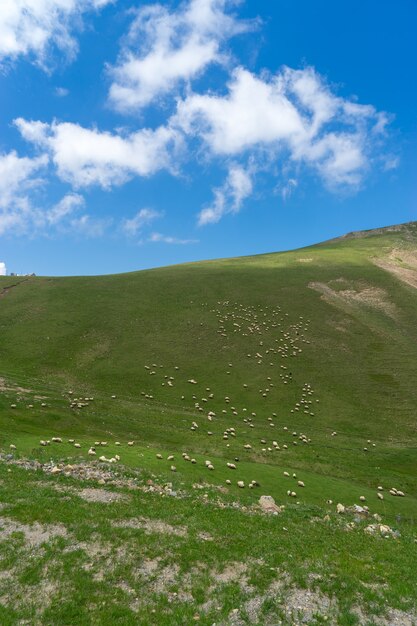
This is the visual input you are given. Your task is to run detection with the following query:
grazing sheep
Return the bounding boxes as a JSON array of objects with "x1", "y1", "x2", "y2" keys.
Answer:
[
  {"x1": 156, "y1": 454, "x2": 163, "y2": 459},
  {"x1": 170, "y1": 465, "x2": 177, "y2": 472},
  {"x1": 74, "y1": 443, "x2": 81, "y2": 449},
  {"x1": 167, "y1": 455, "x2": 174, "y2": 461},
  {"x1": 377, "y1": 493, "x2": 384, "y2": 500},
  {"x1": 297, "y1": 481, "x2": 305, "y2": 487},
  {"x1": 9, "y1": 444, "x2": 16, "y2": 450},
  {"x1": 237, "y1": 481, "x2": 245, "y2": 488},
  {"x1": 359, "y1": 496, "x2": 366, "y2": 502}
]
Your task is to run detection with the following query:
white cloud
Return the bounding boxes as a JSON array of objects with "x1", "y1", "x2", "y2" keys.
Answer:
[
  {"x1": 55, "y1": 87, "x2": 69, "y2": 97},
  {"x1": 0, "y1": 150, "x2": 48, "y2": 210},
  {"x1": 16, "y1": 118, "x2": 183, "y2": 188},
  {"x1": 0, "y1": 152, "x2": 91, "y2": 236},
  {"x1": 69, "y1": 213, "x2": 110, "y2": 237},
  {"x1": 0, "y1": 150, "x2": 48, "y2": 235},
  {"x1": 46, "y1": 192, "x2": 84, "y2": 224},
  {"x1": 0, "y1": 262, "x2": 6, "y2": 276},
  {"x1": 177, "y1": 67, "x2": 304, "y2": 154},
  {"x1": 108, "y1": 0, "x2": 256, "y2": 112},
  {"x1": 198, "y1": 163, "x2": 252, "y2": 225},
  {"x1": 176, "y1": 66, "x2": 387, "y2": 197},
  {"x1": 383, "y1": 155, "x2": 400, "y2": 171},
  {"x1": 122, "y1": 208, "x2": 162, "y2": 236},
  {"x1": 0, "y1": 0, "x2": 114, "y2": 68},
  {"x1": 14, "y1": 61, "x2": 390, "y2": 229},
  {"x1": 149, "y1": 232, "x2": 198, "y2": 244},
  {"x1": 280, "y1": 178, "x2": 298, "y2": 201}
]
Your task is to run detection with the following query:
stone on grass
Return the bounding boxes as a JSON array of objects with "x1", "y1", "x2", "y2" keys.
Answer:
[{"x1": 259, "y1": 495, "x2": 281, "y2": 514}]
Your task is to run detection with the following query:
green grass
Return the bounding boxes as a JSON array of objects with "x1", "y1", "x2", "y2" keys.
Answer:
[{"x1": 1, "y1": 222, "x2": 417, "y2": 624}]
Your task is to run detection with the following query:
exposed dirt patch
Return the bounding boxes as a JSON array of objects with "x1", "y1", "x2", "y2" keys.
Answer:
[
  {"x1": 0, "y1": 575, "x2": 59, "y2": 618},
  {"x1": 217, "y1": 561, "x2": 249, "y2": 585},
  {"x1": 0, "y1": 517, "x2": 67, "y2": 547},
  {"x1": 112, "y1": 517, "x2": 188, "y2": 537},
  {"x1": 77, "y1": 488, "x2": 129, "y2": 503},
  {"x1": 0, "y1": 377, "x2": 32, "y2": 394},
  {"x1": 374, "y1": 248, "x2": 417, "y2": 290},
  {"x1": 151, "y1": 563, "x2": 180, "y2": 593},
  {"x1": 135, "y1": 557, "x2": 162, "y2": 577},
  {"x1": 198, "y1": 531, "x2": 214, "y2": 541},
  {"x1": 309, "y1": 280, "x2": 397, "y2": 318},
  {"x1": 283, "y1": 586, "x2": 335, "y2": 621},
  {"x1": 352, "y1": 604, "x2": 417, "y2": 626}
]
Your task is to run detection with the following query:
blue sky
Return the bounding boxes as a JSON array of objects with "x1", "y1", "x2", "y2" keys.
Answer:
[{"x1": 0, "y1": 0, "x2": 416, "y2": 276}]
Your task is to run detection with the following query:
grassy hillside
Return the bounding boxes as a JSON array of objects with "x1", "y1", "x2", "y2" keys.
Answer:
[{"x1": 1, "y1": 222, "x2": 417, "y2": 624}]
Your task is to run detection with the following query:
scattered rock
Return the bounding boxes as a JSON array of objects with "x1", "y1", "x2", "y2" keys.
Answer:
[{"x1": 259, "y1": 495, "x2": 281, "y2": 514}]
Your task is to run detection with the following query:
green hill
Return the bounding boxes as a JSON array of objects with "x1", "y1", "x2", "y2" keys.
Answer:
[{"x1": 1, "y1": 222, "x2": 417, "y2": 625}]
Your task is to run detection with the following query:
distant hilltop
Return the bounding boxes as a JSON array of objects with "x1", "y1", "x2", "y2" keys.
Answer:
[{"x1": 327, "y1": 220, "x2": 417, "y2": 243}]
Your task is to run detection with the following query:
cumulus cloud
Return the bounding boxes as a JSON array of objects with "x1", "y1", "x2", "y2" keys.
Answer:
[
  {"x1": 122, "y1": 208, "x2": 162, "y2": 236},
  {"x1": 15, "y1": 118, "x2": 182, "y2": 188},
  {"x1": 0, "y1": 150, "x2": 48, "y2": 209},
  {"x1": 0, "y1": 150, "x2": 48, "y2": 235},
  {"x1": 0, "y1": 152, "x2": 92, "y2": 235},
  {"x1": 14, "y1": 62, "x2": 390, "y2": 228},
  {"x1": 0, "y1": 262, "x2": 6, "y2": 276},
  {"x1": 0, "y1": 0, "x2": 114, "y2": 68},
  {"x1": 176, "y1": 66, "x2": 387, "y2": 196},
  {"x1": 198, "y1": 163, "x2": 252, "y2": 225},
  {"x1": 108, "y1": 0, "x2": 256, "y2": 112}
]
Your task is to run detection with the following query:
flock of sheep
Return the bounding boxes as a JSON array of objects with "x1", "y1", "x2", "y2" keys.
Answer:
[{"x1": 6, "y1": 299, "x2": 407, "y2": 504}]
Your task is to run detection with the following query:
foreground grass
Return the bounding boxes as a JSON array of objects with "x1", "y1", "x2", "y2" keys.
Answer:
[{"x1": 0, "y1": 459, "x2": 416, "y2": 626}]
